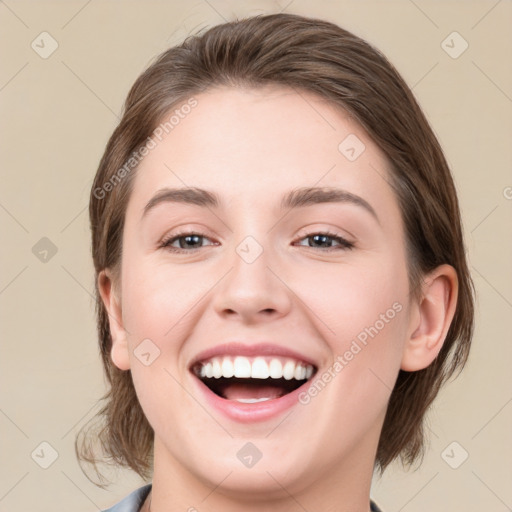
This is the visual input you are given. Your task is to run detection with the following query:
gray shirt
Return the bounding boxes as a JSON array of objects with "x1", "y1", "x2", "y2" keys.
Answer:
[{"x1": 101, "y1": 484, "x2": 384, "y2": 511}]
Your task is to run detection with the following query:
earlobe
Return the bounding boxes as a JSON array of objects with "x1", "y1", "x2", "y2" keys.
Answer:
[
  {"x1": 97, "y1": 269, "x2": 131, "y2": 371},
  {"x1": 401, "y1": 264, "x2": 458, "y2": 372}
]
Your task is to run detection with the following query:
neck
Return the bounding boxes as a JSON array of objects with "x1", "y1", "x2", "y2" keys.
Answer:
[{"x1": 147, "y1": 435, "x2": 379, "y2": 512}]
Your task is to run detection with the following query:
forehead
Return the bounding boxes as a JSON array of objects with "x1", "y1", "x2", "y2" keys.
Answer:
[{"x1": 128, "y1": 85, "x2": 399, "y2": 222}]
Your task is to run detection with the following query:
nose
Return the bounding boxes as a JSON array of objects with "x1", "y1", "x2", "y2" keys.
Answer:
[{"x1": 212, "y1": 238, "x2": 292, "y2": 324}]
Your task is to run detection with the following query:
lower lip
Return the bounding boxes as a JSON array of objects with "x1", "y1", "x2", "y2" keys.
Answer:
[{"x1": 190, "y1": 373, "x2": 313, "y2": 423}]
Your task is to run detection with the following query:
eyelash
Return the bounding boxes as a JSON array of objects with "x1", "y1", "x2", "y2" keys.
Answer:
[{"x1": 159, "y1": 230, "x2": 355, "y2": 254}]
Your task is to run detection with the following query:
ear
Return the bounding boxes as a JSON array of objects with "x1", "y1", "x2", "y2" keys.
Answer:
[
  {"x1": 401, "y1": 264, "x2": 458, "y2": 371},
  {"x1": 97, "y1": 269, "x2": 131, "y2": 371}
]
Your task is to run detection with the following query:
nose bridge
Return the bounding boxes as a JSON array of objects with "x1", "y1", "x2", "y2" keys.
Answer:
[{"x1": 213, "y1": 229, "x2": 291, "y2": 320}]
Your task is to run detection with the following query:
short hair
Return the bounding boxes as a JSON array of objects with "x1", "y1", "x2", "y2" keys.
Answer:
[{"x1": 77, "y1": 12, "x2": 475, "y2": 486}]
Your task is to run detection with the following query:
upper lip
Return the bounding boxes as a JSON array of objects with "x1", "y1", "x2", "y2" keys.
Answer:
[{"x1": 189, "y1": 341, "x2": 318, "y2": 369}]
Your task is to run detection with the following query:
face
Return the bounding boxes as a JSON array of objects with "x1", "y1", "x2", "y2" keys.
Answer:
[{"x1": 105, "y1": 86, "x2": 417, "y2": 496}]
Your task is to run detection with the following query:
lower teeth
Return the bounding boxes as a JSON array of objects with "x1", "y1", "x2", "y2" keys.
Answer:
[{"x1": 233, "y1": 397, "x2": 273, "y2": 403}]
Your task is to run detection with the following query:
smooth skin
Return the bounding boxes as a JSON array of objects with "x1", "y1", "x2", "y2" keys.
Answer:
[{"x1": 99, "y1": 86, "x2": 458, "y2": 512}]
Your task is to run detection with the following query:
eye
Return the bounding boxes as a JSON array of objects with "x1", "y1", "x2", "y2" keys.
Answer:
[
  {"x1": 160, "y1": 231, "x2": 218, "y2": 253},
  {"x1": 294, "y1": 231, "x2": 355, "y2": 252},
  {"x1": 160, "y1": 230, "x2": 354, "y2": 254}
]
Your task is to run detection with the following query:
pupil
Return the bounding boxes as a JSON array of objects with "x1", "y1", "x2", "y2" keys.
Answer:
[
  {"x1": 181, "y1": 235, "x2": 201, "y2": 248},
  {"x1": 312, "y1": 234, "x2": 330, "y2": 247}
]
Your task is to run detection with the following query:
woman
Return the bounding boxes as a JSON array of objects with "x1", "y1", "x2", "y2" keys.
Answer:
[{"x1": 78, "y1": 13, "x2": 475, "y2": 512}]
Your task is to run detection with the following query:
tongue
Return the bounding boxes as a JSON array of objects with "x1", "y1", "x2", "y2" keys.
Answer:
[{"x1": 222, "y1": 381, "x2": 286, "y2": 401}]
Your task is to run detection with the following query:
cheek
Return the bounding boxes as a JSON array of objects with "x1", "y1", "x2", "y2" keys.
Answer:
[
  {"x1": 122, "y1": 252, "x2": 190, "y2": 324},
  {"x1": 301, "y1": 254, "x2": 409, "y2": 400},
  {"x1": 297, "y1": 255, "x2": 408, "y2": 339},
  {"x1": 122, "y1": 231, "x2": 409, "y2": 363},
  {"x1": 120, "y1": 257, "x2": 217, "y2": 361}
]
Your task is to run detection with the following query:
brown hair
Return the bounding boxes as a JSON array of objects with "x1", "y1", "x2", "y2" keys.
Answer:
[{"x1": 77, "y1": 12, "x2": 475, "y2": 486}]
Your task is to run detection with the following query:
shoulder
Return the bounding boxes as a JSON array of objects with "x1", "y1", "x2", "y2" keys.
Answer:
[
  {"x1": 370, "y1": 499, "x2": 384, "y2": 512},
  {"x1": 99, "y1": 484, "x2": 380, "y2": 512},
  {"x1": 101, "y1": 483, "x2": 152, "y2": 512}
]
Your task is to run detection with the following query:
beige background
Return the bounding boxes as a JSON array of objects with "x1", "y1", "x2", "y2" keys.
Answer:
[{"x1": 1, "y1": 1, "x2": 511, "y2": 511}]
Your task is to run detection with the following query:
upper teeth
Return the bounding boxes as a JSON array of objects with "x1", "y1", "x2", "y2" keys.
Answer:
[{"x1": 195, "y1": 356, "x2": 314, "y2": 380}]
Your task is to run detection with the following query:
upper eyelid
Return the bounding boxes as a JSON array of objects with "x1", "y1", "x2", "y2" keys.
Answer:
[
  {"x1": 161, "y1": 230, "x2": 351, "y2": 241},
  {"x1": 161, "y1": 230, "x2": 354, "y2": 248}
]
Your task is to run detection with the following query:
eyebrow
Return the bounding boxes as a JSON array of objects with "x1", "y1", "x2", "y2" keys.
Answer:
[{"x1": 142, "y1": 186, "x2": 379, "y2": 224}]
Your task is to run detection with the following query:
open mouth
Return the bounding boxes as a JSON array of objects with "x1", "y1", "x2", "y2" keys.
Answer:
[{"x1": 191, "y1": 356, "x2": 317, "y2": 403}]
